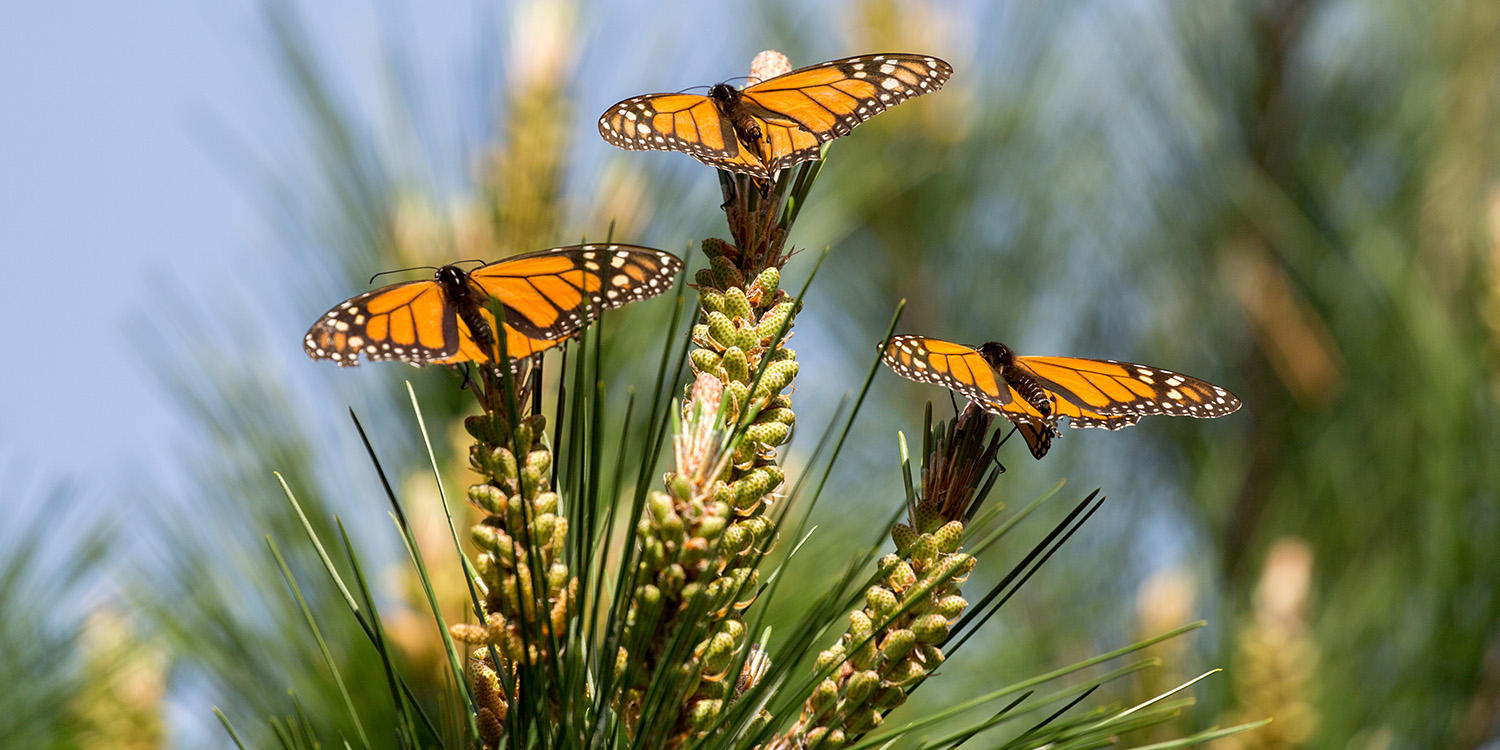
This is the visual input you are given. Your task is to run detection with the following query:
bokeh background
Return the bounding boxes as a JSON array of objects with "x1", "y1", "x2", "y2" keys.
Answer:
[{"x1": 4, "y1": 0, "x2": 1499, "y2": 747}]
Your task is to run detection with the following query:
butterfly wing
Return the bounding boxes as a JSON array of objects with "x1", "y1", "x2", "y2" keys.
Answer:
[
  {"x1": 434, "y1": 244, "x2": 684, "y2": 365},
  {"x1": 982, "y1": 356, "x2": 1230, "y2": 458},
  {"x1": 304, "y1": 279, "x2": 461, "y2": 367},
  {"x1": 597, "y1": 93, "x2": 771, "y2": 177},
  {"x1": 883, "y1": 335, "x2": 1011, "y2": 406},
  {"x1": 1016, "y1": 421, "x2": 1054, "y2": 459},
  {"x1": 1015, "y1": 356, "x2": 1242, "y2": 419},
  {"x1": 740, "y1": 53, "x2": 953, "y2": 174},
  {"x1": 1065, "y1": 412, "x2": 1143, "y2": 430}
]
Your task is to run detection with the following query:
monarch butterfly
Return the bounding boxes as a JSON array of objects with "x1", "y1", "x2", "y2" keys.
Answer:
[
  {"x1": 598, "y1": 53, "x2": 953, "y2": 180},
  {"x1": 882, "y1": 335, "x2": 1241, "y2": 458},
  {"x1": 304, "y1": 244, "x2": 682, "y2": 367}
]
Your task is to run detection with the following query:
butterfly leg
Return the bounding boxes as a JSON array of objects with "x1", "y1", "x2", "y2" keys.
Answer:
[
  {"x1": 990, "y1": 426, "x2": 1013, "y2": 474},
  {"x1": 995, "y1": 422, "x2": 1019, "y2": 449},
  {"x1": 527, "y1": 358, "x2": 543, "y2": 417},
  {"x1": 455, "y1": 362, "x2": 476, "y2": 392},
  {"x1": 720, "y1": 176, "x2": 738, "y2": 209}
]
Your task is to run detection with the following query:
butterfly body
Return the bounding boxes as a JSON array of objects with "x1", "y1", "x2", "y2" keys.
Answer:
[
  {"x1": 434, "y1": 264, "x2": 502, "y2": 356},
  {"x1": 882, "y1": 335, "x2": 1241, "y2": 458},
  {"x1": 305, "y1": 244, "x2": 682, "y2": 368},
  {"x1": 599, "y1": 53, "x2": 953, "y2": 180},
  {"x1": 976, "y1": 341, "x2": 1054, "y2": 418},
  {"x1": 707, "y1": 83, "x2": 763, "y2": 148}
]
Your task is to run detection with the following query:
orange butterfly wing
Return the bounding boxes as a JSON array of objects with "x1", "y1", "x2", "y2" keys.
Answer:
[
  {"x1": 436, "y1": 244, "x2": 684, "y2": 365},
  {"x1": 1015, "y1": 356, "x2": 1241, "y2": 420},
  {"x1": 739, "y1": 54, "x2": 952, "y2": 174},
  {"x1": 467, "y1": 244, "x2": 682, "y2": 337},
  {"x1": 597, "y1": 92, "x2": 769, "y2": 176},
  {"x1": 304, "y1": 279, "x2": 461, "y2": 366},
  {"x1": 598, "y1": 53, "x2": 952, "y2": 180},
  {"x1": 883, "y1": 335, "x2": 1010, "y2": 405}
]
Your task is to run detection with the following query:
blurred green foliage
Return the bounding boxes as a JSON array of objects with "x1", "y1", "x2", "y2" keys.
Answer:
[
  {"x1": 793, "y1": 1, "x2": 1500, "y2": 746},
  {"x1": 0, "y1": 485, "x2": 116, "y2": 749}
]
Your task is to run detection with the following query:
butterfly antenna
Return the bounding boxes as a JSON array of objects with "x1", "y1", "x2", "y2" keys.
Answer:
[
  {"x1": 677, "y1": 84, "x2": 714, "y2": 94},
  {"x1": 451, "y1": 258, "x2": 487, "y2": 268},
  {"x1": 369, "y1": 265, "x2": 439, "y2": 284}
]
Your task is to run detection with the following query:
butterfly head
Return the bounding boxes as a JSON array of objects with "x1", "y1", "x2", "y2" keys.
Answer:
[
  {"x1": 708, "y1": 82, "x2": 742, "y2": 105},
  {"x1": 977, "y1": 341, "x2": 1055, "y2": 418},
  {"x1": 977, "y1": 341, "x2": 1016, "y2": 370},
  {"x1": 707, "y1": 82, "x2": 765, "y2": 149},
  {"x1": 435, "y1": 264, "x2": 472, "y2": 288}
]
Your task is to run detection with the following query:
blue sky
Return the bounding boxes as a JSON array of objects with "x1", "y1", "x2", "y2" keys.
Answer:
[{"x1": 0, "y1": 2, "x2": 369, "y2": 498}]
